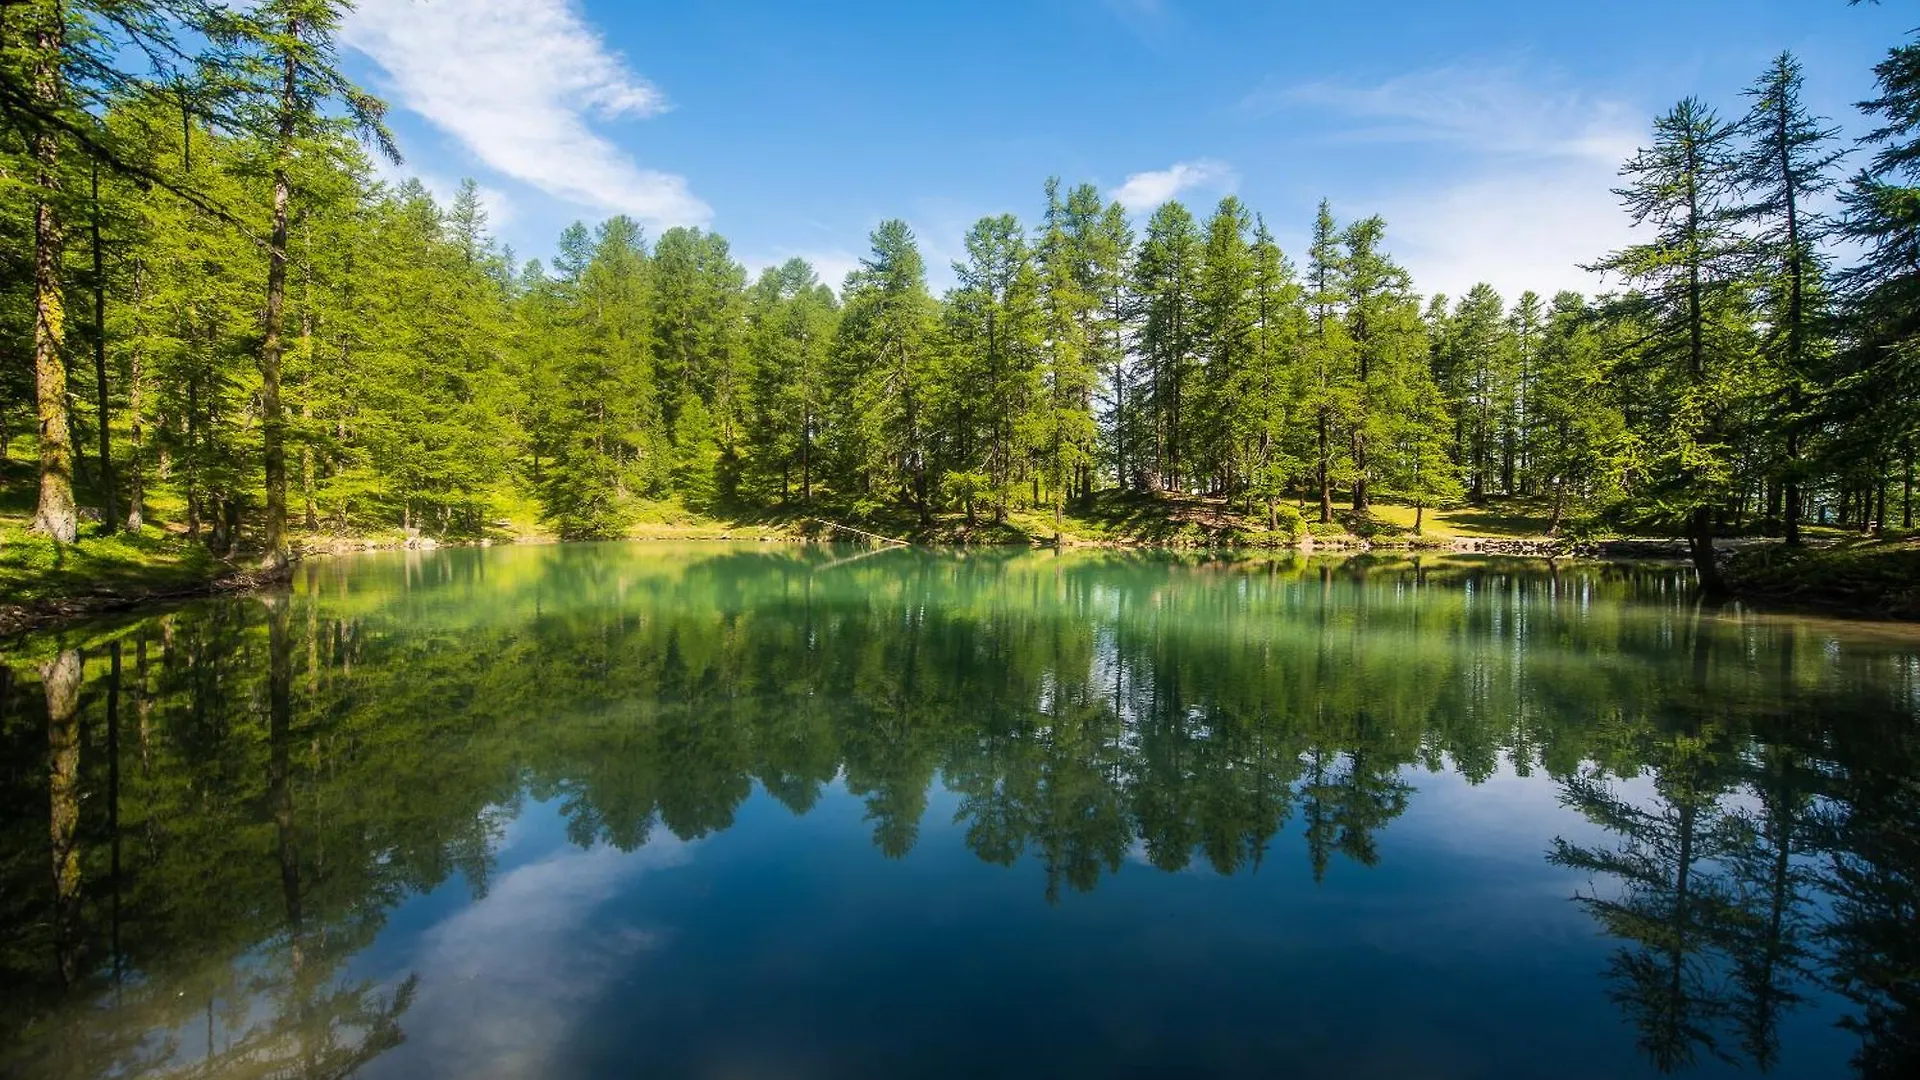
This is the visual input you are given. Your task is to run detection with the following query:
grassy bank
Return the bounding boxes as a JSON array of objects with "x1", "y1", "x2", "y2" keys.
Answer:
[
  {"x1": 10, "y1": 476, "x2": 1914, "y2": 631},
  {"x1": 1723, "y1": 535, "x2": 1920, "y2": 619},
  {"x1": 0, "y1": 523, "x2": 237, "y2": 635}
]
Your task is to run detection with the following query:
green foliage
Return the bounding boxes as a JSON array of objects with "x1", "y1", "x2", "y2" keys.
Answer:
[{"x1": 4, "y1": 16, "x2": 1920, "y2": 569}]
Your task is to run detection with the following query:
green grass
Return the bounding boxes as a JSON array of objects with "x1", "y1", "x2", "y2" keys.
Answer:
[
  {"x1": 1, "y1": 521, "x2": 221, "y2": 605},
  {"x1": 1723, "y1": 535, "x2": 1920, "y2": 617},
  {"x1": 1365, "y1": 499, "x2": 1556, "y2": 539}
]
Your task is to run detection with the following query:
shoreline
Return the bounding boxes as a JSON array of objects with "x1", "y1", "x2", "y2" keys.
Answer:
[{"x1": 5, "y1": 531, "x2": 1913, "y2": 636}]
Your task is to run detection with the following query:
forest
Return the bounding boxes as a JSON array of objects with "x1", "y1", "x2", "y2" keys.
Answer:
[{"x1": 3, "y1": 1, "x2": 1919, "y2": 594}]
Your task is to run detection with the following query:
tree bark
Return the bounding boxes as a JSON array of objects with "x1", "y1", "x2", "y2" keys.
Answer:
[
  {"x1": 1317, "y1": 410, "x2": 1332, "y2": 524},
  {"x1": 31, "y1": 3, "x2": 77, "y2": 543},
  {"x1": 125, "y1": 259, "x2": 145, "y2": 530},
  {"x1": 1689, "y1": 505, "x2": 1726, "y2": 596},
  {"x1": 258, "y1": 15, "x2": 300, "y2": 569},
  {"x1": 1904, "y1": 440, "x2": 1914, "y2": 531},
  {"x1": 90, "y1": 160, "x2": 116, "y2": 532},
  {"x1": 1351, "y1": 429, "x2": 1369, "y2": 513}
]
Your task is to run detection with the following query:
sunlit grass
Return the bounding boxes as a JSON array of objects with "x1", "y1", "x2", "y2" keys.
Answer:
[{"x1": 0, "y1": 520, "x2": 219, "y2": 604}]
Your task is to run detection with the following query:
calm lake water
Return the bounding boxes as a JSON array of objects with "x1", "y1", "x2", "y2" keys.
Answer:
[{"x1": 2, "y1": 543, "x2": 1918, "y2": 1079}]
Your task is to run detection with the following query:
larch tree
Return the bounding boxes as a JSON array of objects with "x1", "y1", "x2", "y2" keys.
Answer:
[
  {"x1": 214, "y1": 0, "x2": 395, "y2": 568},
  {"x1": 1592, "y1": 97, "x2": 1748, "y2": 593},
  {"x1": 833, "y1": 219, "x2": 938, "y2": 522},
  {"x1": 1734, "y1": 51, "x2": 1843, "y2": 546},
  {"x1": 1194, "y1": 195, "x2": 1255, "y2": 497},
  {"x1": 1133, "y1": 200, "x2": 1202, "y2": 493},
  {"x1": 1237, "y1": 215, "x2": 1306, "y2": 525},
  {"x1": 1301, "y1": 200, "x2": 1353, "y2": 523},
  {"x1": 1036, "y1": 179, "x2": 1099, "y2": 535},
  {"x1": 1835, "y1": 31, "x2": 1920, "y2": 534},
  {"x1": 1338, "y1": 214, "x2": 1421, "y2": 513},
  {"x1": 947, "y1": 212, "x2": 1042, "y2": 523}
]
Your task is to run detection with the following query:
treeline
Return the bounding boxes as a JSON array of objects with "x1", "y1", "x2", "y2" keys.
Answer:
[{"x1": 4, "y1": 4, "x2": 1919, "y2": 588}]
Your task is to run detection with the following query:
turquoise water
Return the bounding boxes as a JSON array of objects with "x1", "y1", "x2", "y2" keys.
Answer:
[{"x1": 2, "y1": 543, "x2": 1916, "y2": 1078}]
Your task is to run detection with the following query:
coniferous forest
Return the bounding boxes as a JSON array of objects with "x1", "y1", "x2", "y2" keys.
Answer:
[{"x1": 3, "y1": 2, "x2": 1919, "y2": 594}]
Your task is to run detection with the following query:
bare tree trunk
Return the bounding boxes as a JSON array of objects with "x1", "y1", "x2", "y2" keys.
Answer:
[
  {"x1": 1351, "y1": 430, "x2": 1369, "y2": 513},
  {"x1": 257, "y1": 15, "x2": 301, "y2": 570},
  {"x1": 90, "y1": 161, "x2": 116, "y2": 532},
  {"x1": 1689, "y1": 505, "x2": 1725, "y2": 596},
  {"x1": 125, "y1": 260, "x2": 145, "y2": 530},
  {"x1": 31, "y1": 4, "x2": 77, "y2": 543},
  {"x1": 1317, "y1": 410, "x2": 1332, "y2": 524},
  {"x1": 1904, "y1": 440, "x2": 1914, "y2": 531}
]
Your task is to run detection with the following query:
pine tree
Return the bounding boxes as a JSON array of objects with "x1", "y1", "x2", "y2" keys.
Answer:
[
  {"x1": 216, "y1": 0, "x2": 396, "y2": 567},
  {"x1": 745, "y1": 259, "x2": 838, "y2": 503},
  {"x1": 833, "y1": 220, "x2": 938, "y2": 521},
  {"x1": 1507, "y1": 290, "x2": 1544, "y2": 496},
  {"x1": 1735, "y1": 52, "x2": 1844, "y2": 545},
  {"x1": 1339, "y1": 215, "x2": 1423, "y2": 513},
  {"x1": 1237, "y1": 216, "x2": 1307, "y2": 525},
  {"x1": 1593, "y1": 98, "x2": 1749, "y2": 593},
  {"x1": 946, "y1": 213, "x2": 1042, "y2": 522},
  {"x1": 1439, "y1": 284, "x2": 1511, "y2": 502},
  {"x1": 540, "y1": 217, "x2": 659, "y2": 538},
  {"x1": 1532, "y1": 292, "x2": 1628, "y2": 534},
  {"x1": 1834, "y1": 33, "x2": 1920, "y2": 535},
  {"x1": 1086, "y1": 197, "x2": 1137, "y2": 491},
  {"x1": 1194, "y1": 195, "x2": 1256, "y2": 496},
  {"x1": 1036, "y1": 179, "x2": 1099, "y2": 535},
  {"x1": 1133, "y1": 200, "x2": 1202, "y2": 493},
  {"x1": 1301, "y1": 200, "x2": 1354, "y2": 523}
]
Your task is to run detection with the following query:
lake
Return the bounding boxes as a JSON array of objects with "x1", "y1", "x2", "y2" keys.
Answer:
[{"x1": 2, "y1": 542, "x2": 1917, "y2": 1079}]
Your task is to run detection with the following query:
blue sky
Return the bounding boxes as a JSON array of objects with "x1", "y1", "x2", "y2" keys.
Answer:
[{"x1": 340, "y1": 0, "x2": 1915, "y2": 301}]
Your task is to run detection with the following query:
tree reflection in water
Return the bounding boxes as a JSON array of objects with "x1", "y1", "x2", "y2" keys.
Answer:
[{"x1": 1, "y1": 544, "x2": 1914, "y2": 1078}]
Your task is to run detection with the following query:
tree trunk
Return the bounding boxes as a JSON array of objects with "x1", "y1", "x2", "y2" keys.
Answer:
[
  {"x1": 1351, "y1": 429, "x2": 1369, "y2": 513},
  {"x1": 1317, "y1": 410, "x2": 1332, "y2": 524},
  {"x1": 1689, "y1": 505, "x2": 1725, "y2": 596},
  {"x1": 1904, "y1": 440, "x2": 1914, "y2": 531},
  {"x1": 800, "y1": 409, "x2": 812, "y2": 503},
  {"x1": 90, "y1": 161, "x2": 116, "y2": 531},
  {"x1": 31, "y1": 7, "x2": 76, "y2": 543},
  {"x1": 258, "y1": 16, "x2": 301, "y2": 570},
  {"x1": 1875, "y1": 459, "x2": 1888, "y2": 535},
  {"x1": 1414, "y1": 503, "x2": 1425, "y2": 536},
  {"x1": 125, "y1": 260, "x2": 145, "y2": 530}
]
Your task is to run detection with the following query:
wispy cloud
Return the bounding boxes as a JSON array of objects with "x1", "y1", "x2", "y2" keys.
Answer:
[
  {"x1": 1108, "y1": 159, "x2": 1237, "y2": 213},
  {"x1": 1245, "y1": 63, "x2": 1641, "y2": 164},
  {"x1": 343, "y1": 0, "x2": 710, "y2": 228},
  {"x1": 1250, "y1": 63, "x2": 1643, "y2": 301}
]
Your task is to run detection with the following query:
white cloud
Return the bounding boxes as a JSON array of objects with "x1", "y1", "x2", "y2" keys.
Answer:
[
  {"x1": 381, "y1": 838, "x2": 695, "y2": 1079},
  {"x1": 1254, "y1": 64, "x2": 1643, "y2": 302},
  {"x1": 1108, "y1": 159, "x2": 1238, "y2": 213},
  {"x1": 1378, "y1": 161, "x2": 1635, "y2": 306},
  {"x1": 343, "y1": 0, "x2": 710, "y2": 228}
]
